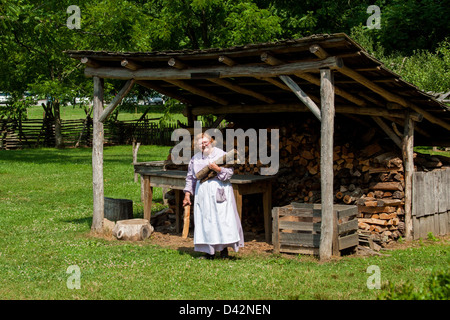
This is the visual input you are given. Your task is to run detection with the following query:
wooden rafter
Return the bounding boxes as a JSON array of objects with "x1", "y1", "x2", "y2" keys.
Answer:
[
  {"x1": 261, "y1": 52, "x2": 367, "y2": 107},
  {"x1": 168, "y1": 58, "x2": 275, "y2": 104},
  {"x1": 310, "y1": 44, "x2": 450, "y2": 131}
]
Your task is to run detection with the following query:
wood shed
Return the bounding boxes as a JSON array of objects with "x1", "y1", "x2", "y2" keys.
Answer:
[{"x1": 66, "y1": 33, "x2": 450, "y2": 259}]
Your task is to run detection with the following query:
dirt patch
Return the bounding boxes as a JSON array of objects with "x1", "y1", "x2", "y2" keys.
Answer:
[{"x1": 149, "y1": 230, "x2": 274, "y2": 257}]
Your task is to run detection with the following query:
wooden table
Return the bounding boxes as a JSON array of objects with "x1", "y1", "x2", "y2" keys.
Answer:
[{"x1": 134, "y1": 167, "x2": 274, "y2": 243}]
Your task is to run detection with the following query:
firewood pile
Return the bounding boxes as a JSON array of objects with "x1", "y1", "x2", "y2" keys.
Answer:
[
  {"x1": 225, "y1": 116, "x2": 450, "y2": 245},
  {"x1": 163, "y1": 115, "x2": 449, "y2": 245}
]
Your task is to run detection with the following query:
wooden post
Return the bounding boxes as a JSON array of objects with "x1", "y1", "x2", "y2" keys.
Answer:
[
  {"x1": 402, "y1": 111, "x2": 414, "y2": 240},
  {"x1": 92, "y1": 76, "x2": 104, "y2": 232},
  {"x1": 319, "y1": 68, "x2": 335, "y2": 261}
]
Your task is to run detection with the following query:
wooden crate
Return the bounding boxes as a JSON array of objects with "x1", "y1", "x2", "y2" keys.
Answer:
[{"x1": 272, "y1": 202, "x2": 358, "y2": 255}]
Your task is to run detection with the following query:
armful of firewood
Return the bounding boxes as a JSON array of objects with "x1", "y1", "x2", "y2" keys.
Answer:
[{"x1": 195, "y1": 149, "x2": 237, "y2": 181}]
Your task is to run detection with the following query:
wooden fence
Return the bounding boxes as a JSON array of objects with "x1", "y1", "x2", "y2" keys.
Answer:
[
  {"x1": 412, "y1": 168, "x2": 450, "y2": 239},
  {"x1": 0, "y1": 118, "x2": 182, "y2": 149}
]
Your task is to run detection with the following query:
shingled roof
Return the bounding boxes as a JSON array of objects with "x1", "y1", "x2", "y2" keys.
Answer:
[{"x1": 66, "y1": 33, "x2": 450, "y2": 145}]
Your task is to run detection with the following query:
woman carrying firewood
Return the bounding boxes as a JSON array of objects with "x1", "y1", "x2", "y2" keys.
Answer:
[{"x1": 182, "y1": 132, "x2": 244, "y2": 260}]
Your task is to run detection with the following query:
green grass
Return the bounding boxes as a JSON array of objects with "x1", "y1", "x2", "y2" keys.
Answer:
[{"x1": 0, "y1": 146, "x2": 449, "y2": 300}]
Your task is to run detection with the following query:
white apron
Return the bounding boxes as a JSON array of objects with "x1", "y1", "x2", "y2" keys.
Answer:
[{"x1": 193, "y1": 178, "x2": 241, "y2": 245}]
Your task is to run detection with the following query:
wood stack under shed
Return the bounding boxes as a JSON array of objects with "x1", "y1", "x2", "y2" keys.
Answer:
[
  {"x1": 164, "y1": 114, "x2": 449, "y2": 245},
  {"x1": 222, "y1": 115, "x2": 450, "y2": 245}
]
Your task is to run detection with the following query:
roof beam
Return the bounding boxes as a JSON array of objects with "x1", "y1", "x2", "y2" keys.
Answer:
[
  {"x1": 261, "y1": 52, "x2": 367, "y2": 107},
  {"x1": 121, "y1": 59, "x2": 142, "y2": 71},
  {"x1": 310, "y1": 44, "x2": 450, "y2": 131},
  {"x1": 166, "y1": 79, "x2": 229, "y2": 105},
  {"x1": 84, "y1": 56, "x2": 343, "y2": 80},
  {"x1": 136, "y1": 80, "x2": 195, "y2": 106},
  {"x1": 168, "y1": 57, "x2": 275, "y2": 104},
  {"x1": 218, "y1": 55, "x2": 290, "y2": 91},
  {"x1": 189, "y1": 103, "x2": 422, "y2": 120}
]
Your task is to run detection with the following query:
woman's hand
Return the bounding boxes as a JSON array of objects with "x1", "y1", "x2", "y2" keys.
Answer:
[
  {"x1": 183, "y1": 192, "x2": 192, "y2": 207},
  {"x1": 208, "y1": 162, "x2": 222, "y2": 173}
]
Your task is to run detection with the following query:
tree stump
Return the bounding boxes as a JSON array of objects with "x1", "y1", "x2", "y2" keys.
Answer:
[
  {"x1": 112, "y1": 219, "x2": 154, "y2": 241},
  {"x1": 104, "y1": 197, "x2": 133, "y2": 221}
]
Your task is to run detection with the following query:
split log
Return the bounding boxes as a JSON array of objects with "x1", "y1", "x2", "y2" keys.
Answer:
[{"x1": 112, "y1": 219, "x2": 154, "y2": 241}]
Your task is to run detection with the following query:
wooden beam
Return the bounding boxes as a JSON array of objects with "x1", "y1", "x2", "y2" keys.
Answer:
[
  {"x1": 84, "y1": 56, "x2": 343, "y2": 80},
  {"x1": 166, "y1": 79, "x2": 229, "y2": 105},
  {"x1": 168, "y1": 58, "x2": 188, "y2": 70},
  {"x1": 92, "y1": 76, "x2": 104, "y2": 233},
  {"x1": 98, "y1": 79, "x2": 135, "y2": 123},
  {"x1": 319, "y1": 68, "x2": 335, "y2": 261},
  {"x1": 372, "y1": 116, "x2": 402, "y2": 148},
  {"x1": 279, "y1": 75, "x2": 322, "y2": 121},
  {"x1": 189, "y1": 103, "x2": 423, "y2": 120},
  {"x1": 218, "y1": 55, "x2": 236, "y2": 66},
  {"x1": 402, "y1": 111, "x2": 414, "y2": 240},
  {"x1": 169, "y1": 57, "x2": 275, "y2": 104},
  {"x1": 136, "y1": 80, "x2": 194, "y2": 106},
  {"x1": 208, "y1": 78, "x2": 275, "y2": 104},
  {"x1": 311, "y1": 44, "x2": 450, "y2": 131},
  {"x1": 121, "y1": 59, "x2": 142, "y2": 71},
  {"x1": 218, "y1": 54, "x2": 290, "y2": 91},
  {"x1": 81, "y1": 57, "x2": 101, "y2": 68},
  {"x1": 261, "y1": 52, "x2": 367, "y2": 107}
]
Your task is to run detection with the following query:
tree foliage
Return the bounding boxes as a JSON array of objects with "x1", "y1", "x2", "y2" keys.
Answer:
[{"x1": 0, "y1": 0, "x2": 449, "y2": 119}]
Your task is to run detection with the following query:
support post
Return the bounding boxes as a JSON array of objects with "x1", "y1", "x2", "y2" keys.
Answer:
[
  {"x1": 319, "y1": 68, "x2": 335, "y2": 261},
  {"x1": 92, "y1": 76, "x2": 104, "y2": 232},
  {"x1": 402, "y1": 111, "x2": 414, "y2": 240}
]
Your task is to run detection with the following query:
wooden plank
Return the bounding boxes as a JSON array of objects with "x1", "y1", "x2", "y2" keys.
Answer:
[
  {"x1": 437, "y1": 170, "x2": 446, "y2": 213},
  {"x1": 413, "y1": 216, "x2": 420, "y2": 240},
  {"x1": 84, "y1": 56, "x2": 344, "y2": 80},
  {"x1": 413, "y1": 172, "x2": 425, "y2": 217},
  {"x1": 337, "y1": 206, "x2": 358, "y2": 219},
  {"x1": 447, "y1": 170, "x2": 450, "y2": 211},
  {"x1": 279, "y1": 245, "x2": 319, "y2": 255},
  {"x1": 272, "y1": 208, "x2": 280, "y2": 254},
  {"x1": 280, "y1": 233, "x2": 321, "y2": 248},
  {"x1": 280, "y1": 208, "x2": 322, "y2": 218},
  {"x1": 338, "y1": 219, "x2": 358, "y2": 235},
  {"x1": 279, "y1": 220, "x2": 320, "y2": 232},
  {"x1": 319, "y1": 68, "x2": 335, "y2": 261},
  {"x1": 338, "y1": 233, "x2": 359, "y2": 250}
]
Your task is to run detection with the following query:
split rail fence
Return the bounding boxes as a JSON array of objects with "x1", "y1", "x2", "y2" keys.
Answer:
[{"x1": 0, "y1": 118, "x2": 182, "y2": 149}]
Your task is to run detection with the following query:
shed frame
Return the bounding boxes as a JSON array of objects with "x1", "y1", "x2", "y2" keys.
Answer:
[{"x1": 67, "y1": 33, "x2": 450, "y2": 260}]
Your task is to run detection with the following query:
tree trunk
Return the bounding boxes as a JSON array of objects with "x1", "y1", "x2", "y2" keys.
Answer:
[{"x1": 53, "y1": 100, "x2": 64, "y2": 148}]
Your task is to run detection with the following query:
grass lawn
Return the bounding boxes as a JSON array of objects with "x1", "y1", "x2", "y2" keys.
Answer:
[{"x1": 0, "y1": 146, "x2": 448, "y2": 300}]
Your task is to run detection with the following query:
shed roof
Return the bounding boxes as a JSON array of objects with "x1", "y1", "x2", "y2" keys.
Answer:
[{"x1": 66, "y1": 33, "x2": 450, "y2": 145}]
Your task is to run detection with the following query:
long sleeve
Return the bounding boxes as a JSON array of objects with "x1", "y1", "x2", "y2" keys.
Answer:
[
  {"x1": 183, "y1": 158, "x2": 197, "y2": 194},
  {"x1": 216, "y1": 166, "x2": 233, "y2": 181}
]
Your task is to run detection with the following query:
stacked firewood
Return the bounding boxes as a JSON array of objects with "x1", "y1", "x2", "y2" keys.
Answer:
[{"x1": 163, "y1": 116, "x2": 449, "y2": 243}]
